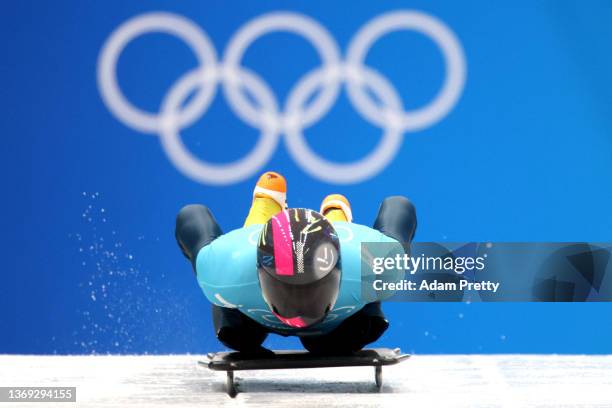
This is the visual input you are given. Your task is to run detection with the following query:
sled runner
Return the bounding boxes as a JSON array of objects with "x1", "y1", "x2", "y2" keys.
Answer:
[{"x1": 199, "y1": 347, "x2": 410, "y2": 397}]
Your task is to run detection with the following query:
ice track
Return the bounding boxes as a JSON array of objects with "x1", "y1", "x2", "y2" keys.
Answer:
[{"x1": 1, "y1": 355, "x2": 611, "y2": 407}]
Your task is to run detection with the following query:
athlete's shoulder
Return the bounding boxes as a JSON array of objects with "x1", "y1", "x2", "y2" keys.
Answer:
[
  {"x1": 195, "y1": 224, "x2": 262, "y2": 282},
  {"x1": 331, "y1": 221, "x2": 397, "y2": 243},
  {"x1": 205, "y1": 224, "x2": 262, "y2": 249}
]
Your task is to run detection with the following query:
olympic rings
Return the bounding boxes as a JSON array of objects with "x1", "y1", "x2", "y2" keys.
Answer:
[{"x1": 98, "y1": 10, "x2": 466, "y2": 184}]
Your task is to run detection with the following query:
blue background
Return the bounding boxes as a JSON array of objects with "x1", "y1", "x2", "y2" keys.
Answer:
[{"x1": 2, "y1": 0, "x2": 612, "y2": 354}]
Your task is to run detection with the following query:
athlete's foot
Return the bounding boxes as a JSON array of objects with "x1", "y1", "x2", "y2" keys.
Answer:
[
  {"x1": 320, "y1": 194, "x2": 352, "y2": 222},
  {"x1": 254, "y1": 171, "x2": 287, "y2": 209},
  {"x1": 244, "y1": 171, "x2": 287, "y2": 227}
]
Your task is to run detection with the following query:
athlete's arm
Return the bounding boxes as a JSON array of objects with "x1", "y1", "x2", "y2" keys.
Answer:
[{"x1": 175, "y1": 204, "x2": 223, "y2": 271}]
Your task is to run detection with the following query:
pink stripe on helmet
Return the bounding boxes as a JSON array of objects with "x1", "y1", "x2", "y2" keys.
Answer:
[{"x1": 271, "y1": 211, "x2": 294, "y2": 276}]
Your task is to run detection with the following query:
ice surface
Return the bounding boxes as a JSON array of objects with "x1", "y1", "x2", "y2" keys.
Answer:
[{"x1": 0, "y1": 355, "x2": 611, "y2": 407}]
